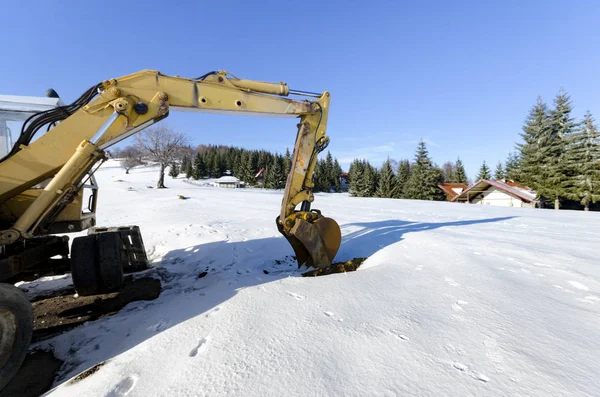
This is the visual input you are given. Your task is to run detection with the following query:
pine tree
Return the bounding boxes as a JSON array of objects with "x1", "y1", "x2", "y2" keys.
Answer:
[
  {"x1": 545, "y1": 89, "x2": 579, "y2": 209},
  {"x1": 477, "y1": 161, "x2": 491, "y2": 180},
  {"x1": 348, "y1": 159, "x2": 364, "y2": 197},
  {"x1": 362, "y1": 161, "x2": 377, "y2": 197},
  {"x1": 332, "y1": 158, "x2": 343, "y2": 192},
  {"x1": 283, "y1": 148, "x2": 292, "y2": 176},
  {"x1": 403, "y1": 140, "x2": 445, "y2": 200},
  {"x1": 168, "y1": 162, "x2": 180, "y2": 179},
  {"x1": 564, "y1": 111, "x2": 600, "y2": 210},
  {"x1": 376, "y1": 158, "x2": 400, "y2": 198},
  {"x1": 313, "y1": 159, "x2": 329, "y2": 192},
  {"x1": 505, "y1": 151, "x2": 520, "y2": 180},
  {"x1": 494, "y1": 162, "x2": 505, "y2": 180},
  {"x1": 274, "y1": 155, "x2": 286, "y2": 189},
  {"x1": 239, "y1": 151, "x2": 255, "y2": 185},
  {"x1": 453, "y1": 158, "x2": 467, "y2": 184},
  {"x1": 193, "y1": 153, "x2": 207, "y2": 180},
  {"x1": 396, "y1": 159, "x2": 411, "y2": 197}
]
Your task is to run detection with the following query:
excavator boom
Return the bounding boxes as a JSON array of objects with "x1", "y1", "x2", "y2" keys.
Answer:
[{"x1": 0, "y1": 70, "x2": 341, "y2": 268}]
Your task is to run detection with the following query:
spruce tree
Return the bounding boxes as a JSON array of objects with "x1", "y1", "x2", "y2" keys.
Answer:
[
  {"x1": 193, "y1": 153, "x2": 207, "y2": 179},
  {"x1": 545, "y1": 89, "x2": 579, "y2": 209},
  {"x1": 274, "y1": 155, "x2": 286, "y2": 189},
  {"x1": 453, "y1": 158, "x2": 468, "y2": 184},
  {"x1": 477, "y1": 161, "x2": 491, "y2": 180},
  {"x1": 332, "y1": 158, "x2": 343, "y2": 192},
  {"x1": 564, "y1": 111, "x2": 600, "y2": 210},
  {"x1": 168, "y1": 162, "x2": 180, "y2": 179},
  {"x1": 505, "y1": 151, "x2": 520, "y2": 181},
  {"x1": 283, "y1": 148, "x2": 292, "y2": 176},
  {"x1": 396, "y1": 159, "x2": 411, "y2": 197},
  {"x1": 240, "y1": 151, "x2": 255, "y2": 185},
  {"x1": 362, "y1": 161, "x2": 377, "y2": 197},
  {"x1": 403, "y1": 141, "x2": 445, "y2": 200},
  {"x1": 376, "y1": 158, "x2": 400, "y2": 198},
  {"x1": 348, "y1": 159, "x2": 364, "y2": 197},
  {"x1": 517, "y1": 97, "x2": 550, "y2": 189},
  {"x1": 494, "y1": 162, "x2": 505, "y2": 180}
]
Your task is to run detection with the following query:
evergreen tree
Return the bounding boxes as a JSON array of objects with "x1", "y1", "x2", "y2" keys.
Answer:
[
  {"x1": 313, "y1": 159, "x2": 330, "y2": 192},
  {"x1": 283, "y1": 148, "x2": 292, "y2": 176},
  {"x1": 403, "y1": 140, "x2": 445, "y2": 200},
  {"x1": 185, "y1": 159, "x2": 193, "y2": 179},
  {"x1": 545, "y1": 89, "x2": 579, "y2": 209},
  {"x1": 240, "y1": 151, "x2": 256, "y2": 185},
  {"x1": 453, "y1": 158, "x2": 467, "y2": 184},
  {"x1": 397, "y1": 159, "x2": 411, "y2": 197},
  {"x1": 348, "y1": 159, "x2": 365, "y2": 197},
  {"x1": 332, "y1": 158, "x2": 343, "y2": 192},
  {"x1": 494, "y1": 162, "x2": 505, "y2": 180},
  {"x1": 193, "y1": 153, "x2": 207, "y2": 179},
  {"x1": 477, "y1": 161, "x2": 491, "y2": 180},
  {"x1": 168, "y1": 162, "x2": 180, "y2": 179},
  {"x1": 505, "y1": 151, "x2": 520, "y2": 181},
  {"x1": 516, "y1": 97, "x2": 550, "y2": 189},
  {"x1": 362, "y1": 161, "x2": 378, "y2": 197},
  {"x1": 564, "y1": 111, "x2": 600, "y2": 210},
  {"x1": 376, "y1": 158, "x2": 400, "y2": 198},
  {"x1": 274, "y1": 155, "x2": 286, "y2": 189}
]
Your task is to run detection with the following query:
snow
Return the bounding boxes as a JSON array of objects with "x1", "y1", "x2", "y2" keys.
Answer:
[{"x1": 30, "y1": 160, "x2": 598, "y2": 397}]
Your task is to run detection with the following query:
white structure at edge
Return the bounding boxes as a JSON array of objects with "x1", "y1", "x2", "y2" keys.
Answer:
[{"x1": 212, "y1": 176, "x2": 245, "y2": 189}]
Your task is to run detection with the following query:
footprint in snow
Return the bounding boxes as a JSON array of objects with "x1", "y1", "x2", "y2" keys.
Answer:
[
  {"x1": 451, "y1": 362, "x2": 490, "y2": 383},
  {"x1": 568, "y1": 281, "x2": 589, "y2": 291},
  {"x1": 452, "y1": 300, "x2": 468, "y2": 312},
  {"x1": 189, "y1": 337, "x2": 209, "y2": 357},
  {"x1": 444, "y1": 277, "x2": 460, "y2": 287},
  {"x1": 105, "y1": 375, "x2": 138, "y2": 397},
  {"x1": 287, "y1": 292, "x2": 306, "y2": 300},
  {"x1": 576, "y1": 295, "x2": 599, "y2": 304},
  {"x1": 324, "y1": 311, "x2": 343, "y2": 322}
]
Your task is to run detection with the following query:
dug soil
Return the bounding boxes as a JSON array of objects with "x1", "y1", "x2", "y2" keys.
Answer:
[{"x1": 2, "y1": 276, "x2": 161, "y2": 397}]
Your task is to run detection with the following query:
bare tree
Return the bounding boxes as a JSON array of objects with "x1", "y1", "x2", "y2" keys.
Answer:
[
  {"x1": 441, "y1": 161, "x2": 455, "y2": 182},
  {"x1": 136, "y1": 125, "x2": 187, "y2": 188},
  {"x1": 120, "y1": 145, "x2": 143, "y2": 174}
]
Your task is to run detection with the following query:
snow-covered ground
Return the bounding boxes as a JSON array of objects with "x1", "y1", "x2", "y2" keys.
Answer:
[{"x1": 28, "y1": 160, "x2": 598, "y2": 397}]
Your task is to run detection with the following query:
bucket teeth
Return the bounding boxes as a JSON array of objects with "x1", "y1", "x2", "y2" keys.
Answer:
[{"x1": 276, "y1": 214, "x2": 341, "y2": 269}]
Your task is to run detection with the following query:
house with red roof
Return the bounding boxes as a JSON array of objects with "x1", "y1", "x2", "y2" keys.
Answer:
[
  {"x1": 452, "y1": 179, "x2": 538, "y2": 208},
  {"x1": 438, "y1": 183, "x2": 468, "y2": 201}
]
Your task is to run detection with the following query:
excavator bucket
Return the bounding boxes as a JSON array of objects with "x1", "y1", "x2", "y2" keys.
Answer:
[{"x1": 277, "y1": 215, "x2": 341, "y2": 268}]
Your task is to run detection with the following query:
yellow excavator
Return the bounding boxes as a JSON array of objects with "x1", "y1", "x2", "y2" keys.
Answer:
[{"x1": 0, "y1": 70, "x2": 341, "y2": 390}]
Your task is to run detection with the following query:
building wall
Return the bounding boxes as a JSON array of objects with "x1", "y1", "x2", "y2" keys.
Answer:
[{"x1": 470, "y1": 187, "x2": 531, "y2": 207}]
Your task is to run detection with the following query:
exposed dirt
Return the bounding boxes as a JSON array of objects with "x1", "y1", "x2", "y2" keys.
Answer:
[
  {"x1": 2, "y1": 276, "x2": 162, "y2": 396},
  {"x1": 69, "y1": 360, "x2": 107, "y2": 385},
  {"x1": 302, "y1": 258, "x2": 367, "y2": 277},
  {"x1": 32, "y1": 277, "x2": 161, "y2": 343}
]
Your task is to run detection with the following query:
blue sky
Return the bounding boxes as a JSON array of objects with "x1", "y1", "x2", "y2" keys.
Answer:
[{"x1": 2, "y1": 1, "x2": 599, "y2": 178}]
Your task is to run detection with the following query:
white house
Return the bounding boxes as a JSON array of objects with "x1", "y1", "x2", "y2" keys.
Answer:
[
  {"x1": 453, "y1": 179, "x2": 537, "y2": 208},
  {"x1": 212, "y1": 176, "x2": 245, "y2": 189}
]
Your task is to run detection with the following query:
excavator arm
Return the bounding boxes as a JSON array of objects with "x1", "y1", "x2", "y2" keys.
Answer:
[{"x1": 0, "y1": 70, "x2": 341, "y2": 268}]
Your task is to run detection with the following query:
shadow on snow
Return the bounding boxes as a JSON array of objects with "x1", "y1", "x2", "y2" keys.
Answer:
[{"x1": 48, "y1": 215, "x2": 515, "y2": 388}]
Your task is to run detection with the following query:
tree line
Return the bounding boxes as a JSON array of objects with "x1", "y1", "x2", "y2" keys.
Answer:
[
  {"x1": 486, "y1": 90, "x2": 600, "y2": 210},
  {"x1": 347, "y1": 140, "x2": 468, "y2": 200},
  {"x1": 114, "y1": 134, "x2": 344, "y2": 192}
]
